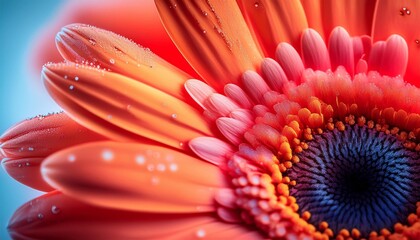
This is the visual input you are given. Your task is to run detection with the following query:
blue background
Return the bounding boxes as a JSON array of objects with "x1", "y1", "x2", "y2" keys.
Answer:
[{"x1": 0, "y1": 1, "x2": 64, "y2": 239}]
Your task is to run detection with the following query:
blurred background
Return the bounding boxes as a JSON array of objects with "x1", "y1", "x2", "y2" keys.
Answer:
[{"x1": 0, "y1": 1, "x2": 63, "y2": 239}]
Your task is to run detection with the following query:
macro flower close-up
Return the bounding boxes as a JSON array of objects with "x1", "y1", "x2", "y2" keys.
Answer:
[{"x1": 1, "y1": 0, "x2": 420, "y2": 239}]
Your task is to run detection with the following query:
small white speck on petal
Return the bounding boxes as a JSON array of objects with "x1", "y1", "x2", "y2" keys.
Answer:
[
  {"x1": 68, "y1": 154, "x2": 76, "y2": 162},
  {"x1": 102, "y1": 150, "x2": 114, "y2": 161},
  {"x1": 169, "y1": 163, "x2": 178, "y2": 172},
  {"x1": 135, "y1": 155, "x2": 145, "y2": 165},
  {"x1": 196, "y1": 229, "x2": 206, "y2": 238}
]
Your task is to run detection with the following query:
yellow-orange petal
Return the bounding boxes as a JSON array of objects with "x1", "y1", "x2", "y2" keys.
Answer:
[
  {"x1": 56, "y1": 24, "x2": 191, "y2": 100},
  {"x1": 9, "y1": 192, "x2": 263, "y2": 240},
  {"x1": 0, "y1": 112, "x2": 106, "y2": 159},
  {"x1": 301, "y1": 0, "x2": 376, "y2": 39},
  {"x1": 371, "y1": 0, "x2": 420, "y2": 86},
  {"x1": 2, "y1": 158, "x2": 53, "y2": 192},
  {"x1": 41, "y1": 142, "x2": 226, "y2": 213},
  {"x1": 238, "y1": 0, "x2": 308, "y2": 57},
  {"x1": 42, "y1": 62, "x2": 213, "y2": 149},
  {"x1": 155, "y1": 0, "x2": 263, "y2": 91}
]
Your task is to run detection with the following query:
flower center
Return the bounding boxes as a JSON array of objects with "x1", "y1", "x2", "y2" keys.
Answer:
[{"x1": 287, "y1": 124, "x2": 420, "y2": 236}]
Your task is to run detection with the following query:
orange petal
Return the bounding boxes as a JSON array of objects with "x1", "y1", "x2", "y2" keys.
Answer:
[
  {"x1": 237, "y1": 0, "x2": 308, "y2": 57},
  {"x1": 42, "y1": 62, "x2": 213, "y2": 149},
  {"x1": 0, "y1": 112, "x2": 105, "y2": 159},
  {"x1": 301, "y1": 0, "x2": 377, "y2": 39},
  {"x1": 9, "y1": 192, "x2": 263, "y2": 240},
  {"x1": 41, "y1": 142, "x2": 226, "y2": 213},
  {"x1": 30, "y1": 1, "x2": 196, "y2": 78},
  {"x1": 2, "y1": 158, "x2": 53, "y2": 192},
  {"x1": 155, "y1": 0, "x2": 263, "y2": 91},
  {"x1": 56, "y1": 24, "x2": 191, "y2": 101},
  {"x1": 371, "y1": 0, "x2": 420, "y2": 86}
]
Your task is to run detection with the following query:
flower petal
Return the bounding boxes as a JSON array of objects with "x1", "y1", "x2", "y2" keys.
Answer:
[
  {"x1": 56, "y1": 24, "x2": 192, "y2": 101},
  {"x1": 301, "y1": 29, "x2": 331, "y2": 71},
  {"x1": 30, "y1": 1, "x2": 196, "y2": 77},
  {"x1": 42, "y1": 62, "x2": 213, "y2": 150},
  {"x1": 155, "y1": 0, "x2": 263, "y2": 91},
  {"x1": 2, "y1": 158, "x2": 53, "y2": 192},
  {"x1": 328, "y1": 27, "x2": 355, "y2": 75},
  {"x1": 237, "y1": 0, "x2": 308, "y2": 57},
  {"x1": 0, "y1": 112, "x2": 106, "y2": 191},
  {"x1": 9, "y1": 192, "x2": 263, "y2": 240},
  {"x1": 41, "y1": 142, "x2": 226, "y2": 213},
  {"x1": 0, "y1": 112, "x2": 105, "y2": 159},
  {"x1": 371, "y1": 0, "x2": 420, "y2": 85}
]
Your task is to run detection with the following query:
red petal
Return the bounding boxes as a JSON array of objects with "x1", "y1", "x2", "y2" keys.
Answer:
[
  {"x1": 155, "y1": 0, "x2": 263, "y2": 91},
  {"x1": 42, "y1": 142, "x2": 227, "y2": 213},
  {"x1": 9, "y1": 192, "x2": 263, "y2": 240},
  {"x1": 42, "y1": 62, "x2": 213, "y2": 150},
  {"x1": 30, "y1": 1, "x2": 196, "y2": 77}
]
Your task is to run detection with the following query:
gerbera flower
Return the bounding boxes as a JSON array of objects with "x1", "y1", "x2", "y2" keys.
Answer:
[{"x1": 1, "y1": 0, "x2": 420, "y2": 239}]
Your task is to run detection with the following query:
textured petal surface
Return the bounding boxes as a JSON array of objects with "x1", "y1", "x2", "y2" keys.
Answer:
[
  {"x1": 372, "y1": 0, "x2": 420, "y2": 85},
  {"x1": 301, "y1": 0, "x2": 376, "y2": 39},
  {"x1": 238, "y1": 0, "x2": 308, "y2": 57},
  {"x1": 42, "y1": 142, "x2": 226, "y2": 213},
  {"x1": 42, "y1": 63, "x2": 213, "y2": 149},
  {"x1": 56, "y1": 24, "x2": 191, "y2": 100},
  {"x1": 155, "y1": 0, "x2": 263, "y2": 91},
  {"x1": 2, "y1": 158, "x2": 52, "y2": 192},
  {"x1": 0, "y1": 112, "x2": 105, "y2": 159},
  {"x1": 30, "y1": 0, "x2": 196, "y2": 77},
  {"x1": 9, "y1": 192, "x2": 263, "y2": 240},
  {"x1": 0, "y1": 112, "x2": 106, "y2": 191}
]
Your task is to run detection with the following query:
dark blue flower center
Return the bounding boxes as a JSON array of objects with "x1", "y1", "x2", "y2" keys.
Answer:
[{"x1": 287, "y1": 124, "x2": 420, "y2": 236}]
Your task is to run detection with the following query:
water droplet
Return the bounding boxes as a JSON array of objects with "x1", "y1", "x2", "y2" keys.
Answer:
[
  {"x1": 102, "y1": 150, "x2": 114, "y2": 161},
  {"x1": 171, "y1": 113, "x2": 177, "y2": 119},
  {"x1": 254, "y1": 2, "x2": 259, "y2": 7},
  {"x1": 64, "y1": 75, "x2": 68, "y2": 79},
  {"x1": 51, "y1": 205, "x2": 60, "y2": 214},
  {"x1": 37, "y1": 213, "x2": 44, "y2": 219},
  {"x1": 107, "y1": 114, "x2": 113, "y2": 120},
  {"x1": 169, "y1": 163, "x2": 178, "y2": 172},
  {"x1": 74, "y1": 76, "x2": 79, "y2": 81},
  {"x1": 202, "y1": 30, "x2": 207, "y2": 34},
  {"x1": 415, "y1": 39, "x2": 420, "y2": 45},
  {"x1": 400, "y1": 7, "x2": 411, "y2": 16},
  {"x1": 68, "y1": 154, "x2": 76, "y2": 162},
  {"x1": 28, "y1": 147, "x2": 34, "y2": 151},
  {"x1": 179, "y1": 142, "x2": 184, "y2": 147},
  {"x1": 196, "y1": 229, "x2": 206, "y2": 238},
  {"x1": 25, "y1": 162, "x2": 30, "y2": 166},
  {"x1": 69, "y1": 85, "x2": 74, "y2": 90},
  {"x1": 18, "y1": 164, "x2": 22, "y2": 168},
  {"x1": 109, "y1": 58, "x2": 115, "y2": 64},
  {"x1": 126, "y1": 104, "x2": 132, "y2": 110},
  {"x1": 202, "y1": 11, "x2": 208, "y2": 16},
  {"x1": 135, "y1": 155, "x2": 145, "y2": 165}
]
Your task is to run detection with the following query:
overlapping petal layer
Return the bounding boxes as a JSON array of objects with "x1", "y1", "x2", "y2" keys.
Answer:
[{"x1": 42, "y1": 142, "x2": 226, "y2": 213}]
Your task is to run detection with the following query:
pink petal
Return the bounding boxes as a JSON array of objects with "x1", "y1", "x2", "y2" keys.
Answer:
[
  {"x1": 301, "y1": 29, "x2": 331, "y2": 71},
  {"x1": 189, "y1": 137, "x2": 234, "y2": 165}
]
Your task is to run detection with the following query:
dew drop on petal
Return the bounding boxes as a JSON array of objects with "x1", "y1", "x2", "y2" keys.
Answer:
[
  {"x1": 135, "y1": 155, "x2": 145, "y2": 165},
  {"x1": 28, "y1": 147, "x2": 34, "y2": 151},
  {"x1": 171, "y1": 113, "x2": 177, "y2": 119},
  {"x1": 196, "y1": 229, "x2": 206, "y2": 238},
  {"x1": 415, "y1": 39, "x2": 420, "y2": 45},
  {"x1": 254, "y1": 2, "x2": 259, "y2": 7},
  {"x1": 169, "y1": 163, "x2": 178, "y2": 172},
  {"x1": 25, "y1": 162, "x2": 30, "y2": 166},
  {"x1": 74, "y1": 76, "x2": 79, "y2": 81},
  {"x1": 68, "y1": 154, "x2": 76, "y2": 162},
  {"x1": 51, "y1": 205, "x2": 60, "y2": 214},
  {"x1": 109, "y1": 58, "x2": 115, "y2": 64},
  {"x1": 89, "y1": 39, "x2": 96, "y2": 45},
  {"x1": 69, "y1": 85, "x2": 74, "y2": 90},
  {"x1": 64, "y1": 75, "x2": 68, "y2": 79},
  {"x1": 102, "y1": 150, "x2": 114, "y2": 161},
  {"x1": 156, "y1": 163, "x2": 166, "y2": 172},
  {"x1": 37, "y1": 213, "x2": 44, "y2": 219}
]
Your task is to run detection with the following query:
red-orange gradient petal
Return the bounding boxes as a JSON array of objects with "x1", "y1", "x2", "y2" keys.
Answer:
[
  {"x1": 238, "y1": 0, "x2": 308, "y2": 57},
  {"x1": 0, "y1": 112, "x2": 106, "y2": 159},
  {"x1": 371, "y1": 0, "x2": 420, "y2": 86},
  {"x1": 301, "y1": 0, "x2": 377, "y2": 39},
  {"x1": 2, "y1": 158, "x2": 53, "y2": 192},
  {"x1": 42, "y1": 63, "x2": 213, "y2": 150},
  {"x1": 55, "y1": 24, "x2": 191, "y2": 101},
  {"x1": 30, "y1": 0, "x2": 196, "y2": 77},
  {"x1": 155, "y1": 0, "x2": 263, "y2": 91},
  {"x1": 41, "y1": 142, "x2": 227, "y2": 213},
  {"x1": 9, "y1": 192, "x2": 262, "y2": 240}
]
